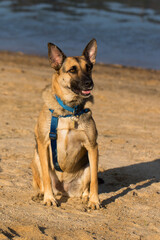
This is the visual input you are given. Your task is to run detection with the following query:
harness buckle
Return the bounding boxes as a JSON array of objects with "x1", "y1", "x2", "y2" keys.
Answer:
[
  {"x1": 49, "y1": 132, "x2": 57, "y2": 140},
  {"x1": 74, "y1": 105, "x2": 81, "y2": 115}
]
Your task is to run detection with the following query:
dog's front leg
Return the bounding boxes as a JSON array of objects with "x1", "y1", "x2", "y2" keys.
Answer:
[
  {"x1": 37, "y1": 140, "x2": 58, "y2": 207},
  {"x1": 88, "y1": 144, "x2": 100, "y2": 210}
]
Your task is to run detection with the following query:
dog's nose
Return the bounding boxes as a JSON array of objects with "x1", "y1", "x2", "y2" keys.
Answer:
[{"x1": 85, "y1": 79, "x2": 93, "y2": 88}]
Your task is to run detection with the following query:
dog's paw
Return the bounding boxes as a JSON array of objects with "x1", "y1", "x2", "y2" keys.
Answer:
[
  {"x1": 88, "y1": 195, "x2": 100, "y2": 210},
  {"x1": 88, "y1": 200, "x2": 100, "y2": 210},
  {"x1": 43, "y1": 196, "x2": 58, "y2": 207},
  {"x1": 82, "y1": 196, "x2": 89, "y2": 204},
  {"x1": 32, "y1": 193, "x2": 44, "y2": 203}
]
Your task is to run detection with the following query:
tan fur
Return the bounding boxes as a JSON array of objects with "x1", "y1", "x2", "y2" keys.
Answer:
[{"x1": 31, "y1": 39, "x2": 100, "y2": 209}]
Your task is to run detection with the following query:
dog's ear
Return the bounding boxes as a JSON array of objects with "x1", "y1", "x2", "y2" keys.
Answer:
[
  {"x1": 48, "y1": 43, "x2": 66, "y2": 70},
  {"x1": 82, "y1": 39, "x2": 97, "y2": 64}
]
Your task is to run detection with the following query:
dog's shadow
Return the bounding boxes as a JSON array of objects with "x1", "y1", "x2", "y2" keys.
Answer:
[{"x1": 98, "y1": 159, "x2": 160, "y2": 206}]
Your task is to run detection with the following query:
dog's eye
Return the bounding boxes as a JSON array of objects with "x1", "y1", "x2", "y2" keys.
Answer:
[
  {"x1": 86, "y1": 64, "x2": 93, "y2": 72},
  {"x1": 68, "y1": 66, "x2": 77, "y2": 74}
]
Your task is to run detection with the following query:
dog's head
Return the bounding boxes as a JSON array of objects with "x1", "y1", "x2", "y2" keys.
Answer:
[{"x1": 48, "y1": 39, "x2": 97, "y2": 98}]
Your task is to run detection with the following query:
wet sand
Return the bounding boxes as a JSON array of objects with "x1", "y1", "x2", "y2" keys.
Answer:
[{"x1": 0, "y1": 51, "x2": 160, "y2": 240}]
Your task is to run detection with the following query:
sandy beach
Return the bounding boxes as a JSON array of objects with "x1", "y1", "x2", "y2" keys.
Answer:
[{"x1": 0, "y1": 51, "x2": 160, "y2": 240}]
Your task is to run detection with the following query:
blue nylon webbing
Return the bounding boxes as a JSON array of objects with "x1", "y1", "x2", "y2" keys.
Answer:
[{"x1": 49, "y1": 112, "x2": 62, "y2": 172}]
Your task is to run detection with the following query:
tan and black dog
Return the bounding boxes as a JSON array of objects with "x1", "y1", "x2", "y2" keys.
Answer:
[{"x1": 31, "y1": 39, "x2": 100, "y2": 209}]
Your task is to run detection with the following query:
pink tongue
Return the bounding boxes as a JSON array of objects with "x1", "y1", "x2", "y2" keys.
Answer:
[{"x1": 82, "y1": 90, "x2": 91, "y2": 95}]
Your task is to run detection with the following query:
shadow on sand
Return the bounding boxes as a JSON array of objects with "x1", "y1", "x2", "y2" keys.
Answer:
[{"x1": 98, "y1": 159, "x2": 160, "y2": 206}]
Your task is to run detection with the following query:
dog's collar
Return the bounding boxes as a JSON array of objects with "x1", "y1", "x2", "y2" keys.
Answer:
[{"x1": 55, "y1": 95, "x2": 82, "y2": 115}]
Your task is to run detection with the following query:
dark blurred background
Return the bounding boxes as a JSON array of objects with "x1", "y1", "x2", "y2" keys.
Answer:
[{"x1": 0, "y1": 0, "x2": 160, "y2": 69}]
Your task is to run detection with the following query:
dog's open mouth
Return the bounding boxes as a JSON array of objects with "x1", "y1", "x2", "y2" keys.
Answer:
[
  {"x1": 81, "y1": 90, "x2": 91, "y2": 96},
  {"x1": 70, "y1": 81, "x2": 93, "y2": 97}
]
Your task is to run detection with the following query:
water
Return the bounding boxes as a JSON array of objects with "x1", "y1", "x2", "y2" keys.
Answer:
[{"x1": 0, "y1": 0, "x2": 160, "y2": 69}]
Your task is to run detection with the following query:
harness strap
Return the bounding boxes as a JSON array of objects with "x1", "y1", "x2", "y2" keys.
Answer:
[
  {"x1": 49, "y1": 110, "x2": 62, "y2": 172},
  {"x1": 49, "y1": 98, "x2": 90, "y2": 172}
]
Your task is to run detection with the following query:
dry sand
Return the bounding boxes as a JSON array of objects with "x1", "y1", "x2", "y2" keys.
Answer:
[{"x1": 0, "y1": 51, "x2": 160, "y2": 240}]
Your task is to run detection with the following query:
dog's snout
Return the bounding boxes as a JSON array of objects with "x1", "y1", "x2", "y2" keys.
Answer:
[{"x1": 85, "y1": 79, "x2": 93, "y2": 88}]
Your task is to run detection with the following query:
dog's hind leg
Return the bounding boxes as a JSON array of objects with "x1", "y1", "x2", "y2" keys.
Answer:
[
  {"x1": 31, "y1": 148, "x2": 44, "y2": 191},
  {"x1": 31, "y1": 148, "x2": 44, "y2": 202},
  {"x1": 81, "y1": 165, "x2": 90, "y2": 204},
  {"x1": 31, "y1": 147, "x2": 44, "y2": 201}
]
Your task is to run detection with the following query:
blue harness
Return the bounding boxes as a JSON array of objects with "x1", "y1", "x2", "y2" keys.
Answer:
[{"x1": 49, "y1": 95, "x2": 90, "y2": 172}]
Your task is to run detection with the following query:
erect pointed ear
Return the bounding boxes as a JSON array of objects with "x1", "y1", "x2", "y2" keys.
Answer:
[
  {"x1": 82, "y1": 39, "x2": 97, "y2": 64},
  {"x1": 48, "y1": 43, "x2": 66, "y2": 70}
]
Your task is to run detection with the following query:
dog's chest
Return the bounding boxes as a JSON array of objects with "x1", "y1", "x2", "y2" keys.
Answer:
[
  {"x1": 57, "y1": 116, "x2": 84, "y2": 149},
  {"x1": 56, "y1": 117, "x2": 86, "y2": 170}
]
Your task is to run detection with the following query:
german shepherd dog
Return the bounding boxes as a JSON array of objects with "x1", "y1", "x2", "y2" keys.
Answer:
[{"x1": 31, "y1": 39, "x2": 100, "y2": 209}]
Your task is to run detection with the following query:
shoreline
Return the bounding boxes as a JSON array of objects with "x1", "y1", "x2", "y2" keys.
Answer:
[{"x1": 0, "y1": 50, "x2": 160, "y2": 72}]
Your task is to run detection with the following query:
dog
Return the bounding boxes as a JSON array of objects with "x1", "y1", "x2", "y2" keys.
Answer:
[{"x1": 31, "y1": 39, "x2": 100, "y2": 210}]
